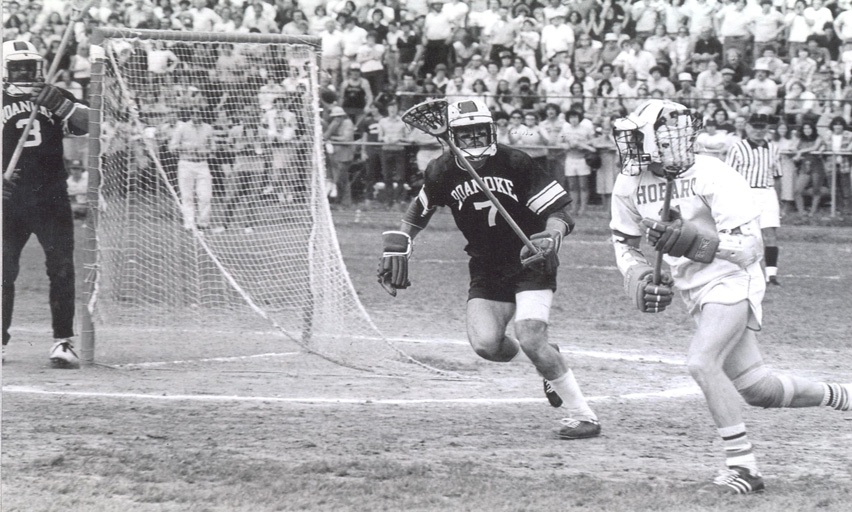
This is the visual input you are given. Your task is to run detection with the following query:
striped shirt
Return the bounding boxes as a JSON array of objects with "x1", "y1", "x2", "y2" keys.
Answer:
[{"x1": 725, "y1": 138, "x2": 781, "y2": 188}]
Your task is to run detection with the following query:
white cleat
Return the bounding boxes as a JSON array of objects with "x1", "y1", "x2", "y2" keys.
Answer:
[{"x1": 49, "y1": 339, "x2": 80, "y2": 369}]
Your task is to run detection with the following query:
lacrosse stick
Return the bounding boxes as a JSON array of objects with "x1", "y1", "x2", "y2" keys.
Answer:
[
  {"x1": 4, "y1": 0, "x2": 95, "y2": 181},
  {"x1": 400, "y1": 99, "x2": 543, "y2": 265}
]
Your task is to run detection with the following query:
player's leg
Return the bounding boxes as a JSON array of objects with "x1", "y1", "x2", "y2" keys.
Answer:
[
  {"x1": 514, "y1": 289, "x2": 600, "y2": 435},
  {"x1": 688, "y1": 300, "x2": 764, "y2": 492},
  {"x1": 465, "y1": 298, "x2": 518, "y2": 362},
  {"x1": 577, "y1": 173, "x2": 590, "y2": 215},
  {"x1": 759, "y1": 189, "x2": 781, "y2": 285},
  {"x1": 34, "y1": 192, "x2": 79, "y2": 368},
  {"x1": 2, "y1": 207, "x2": 32, "y2": 347}
]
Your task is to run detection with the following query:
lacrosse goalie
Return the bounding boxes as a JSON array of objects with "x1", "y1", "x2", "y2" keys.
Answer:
[
  {"x1": 378, "y1": 99, "x2": 601, "y2": 440},
  {"x1": 609, "y1": 99, "x2": 851, "y2": 494},
  {"x1": 2, "y1": 40, "x2": 90, "y2": 367}
]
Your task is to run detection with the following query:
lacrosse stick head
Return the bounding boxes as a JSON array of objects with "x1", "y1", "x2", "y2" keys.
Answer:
[
  {"x1": 613, "y1": 100, "x2": 701, "y2": 178},
  {"x1": 2, "y1": 40, "x2": 43, "y2": 97},
  {"x1": 401, "y1": 99, "x2": 450, "y2": 139}
]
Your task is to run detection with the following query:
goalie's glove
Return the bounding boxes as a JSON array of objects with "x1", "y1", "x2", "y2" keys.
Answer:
[
  {"x1": 625, "y1": 264, "x2": 674, "y2": 313},
  {"x1": 520, "y1": 229, "x2": 562, "y2": 274},
  {"x1": 640, "y1": 209, "x2": 718, "y2": 263},
  {"x1": 33, "y1": 83, "x2": 77, "y2": 121},
  {"x1": 378, "y1": 231, "x2": 412, "y2": 296}
]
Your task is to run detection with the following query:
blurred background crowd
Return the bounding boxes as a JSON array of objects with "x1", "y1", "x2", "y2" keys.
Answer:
[{"x1": 6, "y1": 0, "x2": 852, "y2": 217}]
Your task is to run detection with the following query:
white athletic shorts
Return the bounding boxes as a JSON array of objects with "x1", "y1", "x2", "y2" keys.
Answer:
[
  {"x1": 752, "y1": 188, "x2": 780, "y2": 229},
  {"x1": 680, "y1": 262, "x2": 765, "y2": 331}
]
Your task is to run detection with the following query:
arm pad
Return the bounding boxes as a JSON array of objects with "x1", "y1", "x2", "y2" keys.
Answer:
[
  {"x1": 401, "y1": 190, "x2": 436, "y2": 231},
  {"x1": 716, "y1": 221, "x2": 763, "y2": 268}
]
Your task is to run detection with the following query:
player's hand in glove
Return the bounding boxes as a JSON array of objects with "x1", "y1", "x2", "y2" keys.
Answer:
[
  {"x1": 3, "y1": 174, "x2": 19, "y2": 202},
  {"x1": 625, "y1": 264, "x2": 674, "y2": 313},
  {"x1": 640, "y1": 209, "x2": 718, "y2": 263},
  {"x1": 32, "y1": 83, "x2": 77, "y2": 121},
  {"x1": 378, "y1": 231, "x2": 412, "y2": 296},
  {"x1": 520, "y1": 229, "x2": 563, "y2": 274}
]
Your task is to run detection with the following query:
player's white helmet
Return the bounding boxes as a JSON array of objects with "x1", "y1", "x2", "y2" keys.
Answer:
[
  {"x1": 612, "y1": 99, "x2": 701, "y2": 178},
  {"x1": 448, "y1": 99, "x2": 497, "y2": 169},
  {"x1": 2, "y1": 40, "x2": 44, "y2": 97}
]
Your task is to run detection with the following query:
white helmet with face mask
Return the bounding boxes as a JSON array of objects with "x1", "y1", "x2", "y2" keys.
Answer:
[
  {"x1": 2, "y1": 40, "x2": 44, "y2": 97},
  {"x1": 447, "y1": 99, "x2": 497, "y2": 169}
]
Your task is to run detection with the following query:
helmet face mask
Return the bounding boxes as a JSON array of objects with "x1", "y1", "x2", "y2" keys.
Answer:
[
  {"x1": 3, "y1": 40, "x2": 44, "y2": 97},
  {"x1": 613, "y1": 100, "x2": 700, "y2": 178},
  {"x1": 447, "y1": 99, "x2": 497, "y2": 169}
]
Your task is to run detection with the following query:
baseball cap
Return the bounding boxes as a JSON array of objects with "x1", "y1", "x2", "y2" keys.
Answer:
[
  {"x1": 329, "y1": 106, "x2": 347, "y2": 117},
  {"x1": 753, "y1": 63, "x2": 770, "y2": 73},
  {"x1": 604, "y1": 33, "x2": 618, "y2": 42},
  {"x1": 349, "y1": 62, "x2": 361, "y2": 71},
  {"x1": 721, "y1": 68, "x2": 736, "y2": 75},
  {"x1": 678, "y1": 72, "x2": 693, "y2": 82},
  {"x1": 747, "y1": 113, "x2": 773, "y2": 126}
]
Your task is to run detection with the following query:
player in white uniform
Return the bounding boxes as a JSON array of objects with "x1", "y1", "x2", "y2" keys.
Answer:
[{"x1": 609, "y1": 100, "x2": 850, "y2": 494}]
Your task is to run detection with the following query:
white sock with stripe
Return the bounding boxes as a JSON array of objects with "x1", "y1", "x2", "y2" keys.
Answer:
[
  {"x1": 549, "y1": 370, "x2": 597, "y2": 422},
  {"x1": 719, "y1": 423, "x2": 759, "y2": 475},
  {"x1": 821, "y1": 383, "x2": 851, "y2": 411}
]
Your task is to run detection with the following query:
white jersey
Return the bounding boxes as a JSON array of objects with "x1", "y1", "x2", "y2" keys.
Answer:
[{"x1": 610, "y1": 154, "x2": 760, "y2": 292}]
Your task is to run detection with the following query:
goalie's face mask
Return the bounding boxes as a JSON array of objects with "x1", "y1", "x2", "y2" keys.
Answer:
[
  {"x1": 451, "y1": 122, "x2": 497, "y2": 170},
  {"x1": 2, "y1": 40, "x2": 44, "y2": 97}
]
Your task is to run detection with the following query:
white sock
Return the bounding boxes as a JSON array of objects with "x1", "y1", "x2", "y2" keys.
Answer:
[{"x1": 549, "y1": 370, "x2": 597, "y2": 422}]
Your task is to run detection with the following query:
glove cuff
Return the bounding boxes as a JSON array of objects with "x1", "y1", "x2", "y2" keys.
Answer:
[
  {"x1": 624, "y1": 263, "x2": 653, "y2": 297},
  {"x1": 382, "y1": 230, "x2": 412, "y2": 256}
]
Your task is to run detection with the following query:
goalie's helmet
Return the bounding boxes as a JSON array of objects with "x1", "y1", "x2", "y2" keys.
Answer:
[
  {"x1": 448, "y1": 99, "x2": 497, "y2": 169},
  {"x1": 2, "y1": 40, "x2": 44, "y2": 97},
  {"x1": 612, "y1": 99, "x2": 701, "y2": 178}
]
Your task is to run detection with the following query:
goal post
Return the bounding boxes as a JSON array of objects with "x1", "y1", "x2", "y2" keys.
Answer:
[{"x1": 80, "y1": 28, "x2": 429, "y2": 374}]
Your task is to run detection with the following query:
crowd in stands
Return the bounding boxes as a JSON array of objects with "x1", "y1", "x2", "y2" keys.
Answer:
[{"x1": 6, "y1": 0, "x2": 852, "y2": 216}]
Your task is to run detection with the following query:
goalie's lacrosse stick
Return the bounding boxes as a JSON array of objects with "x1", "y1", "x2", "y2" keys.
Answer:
[
  {"x1": 401, "y1": 99, "x2": 543, "y2": 265},
  {"x1": 4, "y1": 0, "x2": 95, "y2": 181}
]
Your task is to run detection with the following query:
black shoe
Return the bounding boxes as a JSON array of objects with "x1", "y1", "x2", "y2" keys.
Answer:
[
  {"x1": 704, "y1": 467, "x2": 765, "y2": 495},
  {"x1": 556, "y1": 418, "x2": 601, "y2": 440},
  {"x1": 543, "y1": 379, "x2": 563, "y2": 408},
  {"x1": 768, "y1": 276, "x2": 780, "y2": 286}
]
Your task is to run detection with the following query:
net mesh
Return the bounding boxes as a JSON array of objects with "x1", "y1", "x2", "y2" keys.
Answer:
[
  {"x1": 401, "y1": 99, "x2": 448, "y2": 137},
  {"x1": 87, "y1": 31, "x2": 432, "y2": 374}
]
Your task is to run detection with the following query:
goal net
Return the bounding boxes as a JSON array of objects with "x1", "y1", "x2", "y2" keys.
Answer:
[{"x1": 82, "y1": 29, "x2": 428, "y2": 375}]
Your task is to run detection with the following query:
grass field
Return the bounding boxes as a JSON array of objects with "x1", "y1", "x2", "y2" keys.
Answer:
[{"x1": 2, "y1": 205, "x2": 851, "y2": 512}]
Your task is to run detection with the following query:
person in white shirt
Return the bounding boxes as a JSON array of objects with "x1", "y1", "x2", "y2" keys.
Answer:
[
  {"x1": 834, "y1": 7, "x2": 852, "y2": 42},
  {"x1": 169, "y1": 109, "x2": 216, "y2": 230},
  {"x1": 716, "y1": 0, "x2": 754, "y2": 66},
  {"x1": 750, "y1": 0, "x2": 785, "y2": 63},
  {"x1": 540, "y1": 13, "x2": 574, "y2": 62},
  {"x1": 803, "y1": 0, "x2": 833, "y2": 36},
  {"x1": 320, "y1": 18, "x2": 345, "y2": 85},
  {"x1": 190, "y1": 0, "x2": 222, "y2": 32},
  {"x1": 784, "y1": 0, "x2": 812, "y2": 58},
  {"x1": 538, "y1": 64, "x2": 574, "y2": 112}
]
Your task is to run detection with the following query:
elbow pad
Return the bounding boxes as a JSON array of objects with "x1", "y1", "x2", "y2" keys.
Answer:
[
  {"x1": 401, "y1": 189, "x2": 435, "y2": 231},
  {"x1": 716, "y1": 224, "x2": 763, "y2": 268}
]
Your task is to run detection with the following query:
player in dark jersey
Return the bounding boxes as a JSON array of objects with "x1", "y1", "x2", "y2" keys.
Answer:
[
  {"x1": 378, "y1": 100, "x2": 601, "y2": 439},
  {"x1": 2, "y1": 40, "x2": 90, "y2": 368}
]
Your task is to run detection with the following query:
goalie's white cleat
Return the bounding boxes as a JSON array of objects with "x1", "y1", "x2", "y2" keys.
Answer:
[{"x1": 49, "y1": 339, "x2": 80, "y2": 369}]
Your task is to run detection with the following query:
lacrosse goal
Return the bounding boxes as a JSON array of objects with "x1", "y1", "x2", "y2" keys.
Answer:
[{"x1": 81, "y1": 28, "x2": 423, "y2": 373}]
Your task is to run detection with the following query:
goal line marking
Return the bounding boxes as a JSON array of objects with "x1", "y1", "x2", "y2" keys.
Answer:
[{"x1": 2, "y1": 384, "x2": 702, "y2": 405}]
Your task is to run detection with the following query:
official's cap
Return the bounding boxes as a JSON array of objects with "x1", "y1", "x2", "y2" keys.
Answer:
[{"x1": 747, "y1": 113, "x2": 773, "y2": 126}]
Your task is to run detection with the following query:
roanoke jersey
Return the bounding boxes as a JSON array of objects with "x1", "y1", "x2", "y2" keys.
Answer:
[
  {"x1": 610, "y1": 154, "x2": 761, "y2": 291},
  {"x1": 2, "y1": 89, "x2": 81, "y2": 185},
  {"x1": 418, "y1": 144, "x2": 570, "y2": 265}
]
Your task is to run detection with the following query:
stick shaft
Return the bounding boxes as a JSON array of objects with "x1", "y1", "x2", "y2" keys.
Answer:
[
  {"x1": 653, "y1": 177, "x2": 675, "y2": 284},
  {"x1": 444, "y1": 139, "x2": 538, "y2": 254},
  {"x1": 4, "y1": 0, "x2": 91, "y2": 180}
]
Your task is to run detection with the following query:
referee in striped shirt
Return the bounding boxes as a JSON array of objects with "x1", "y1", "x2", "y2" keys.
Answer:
[{"x1": 725, "y1": 113, "x2": 783, "y2": 285}]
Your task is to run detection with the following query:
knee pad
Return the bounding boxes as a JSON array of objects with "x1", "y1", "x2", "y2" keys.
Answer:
[{"x1": 732, "y1": 364, "x2": 796, "y2": 408}]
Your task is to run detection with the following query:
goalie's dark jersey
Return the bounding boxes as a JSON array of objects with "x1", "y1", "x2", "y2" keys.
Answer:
[
  {"x1": 2, "y1": 89, "x2": 78, "y2": 186},
  {"x1": 419, "y1": 144, "x2": 570, "y2": 267}
]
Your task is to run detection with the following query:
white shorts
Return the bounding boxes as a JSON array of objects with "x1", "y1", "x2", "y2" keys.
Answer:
[
  {"x1": 681, "y1": 263, "x2": 765, "y2": 331},
  {"x1": 564, "y1": 155, "x2": 591, "y2": 177},
  {"x1": 514, "y1": 289, "x2": 553, "y2": 323},
  {"x1": 752, "y1": 188, "x2": 780, "y2": 229}
]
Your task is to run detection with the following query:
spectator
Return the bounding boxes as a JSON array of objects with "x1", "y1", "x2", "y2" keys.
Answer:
[
  {"x1": 191, "y1": 0, "x2": 222, "y2": 32},
  {"x1": 540, "y1": 13, "x2": 575, "y2": 63},
  {"x1": 774, "y1": 121, "x2": 800, "y2": 216},
  {"x1": 468, "y1": 78, "x2": 492, "y2": 106},
  {"x1": 612, "y1": 38, "x2": 657, "y2": 80},
  {"x1": 692, "y1": 25, "x2": 723, "y2": 72},
  {"x1": 825, "y1": 116, "x2": 852, "y2": 215},
  {"x1": 793, "y1": 121, "x2": 828, "y2": 216},
  {"x1": 754, "y1": 45, "x2": 788, "y2": 83},
  {"x1": 461, "y1": 53, "x2": 489, "y2": 90},
  {"x1": 356, "y1": 31, "x2": 386, "y2": 96},
  {"x1": 57, "y1": 69, "x2": 84, "y2": 101},
  {"x1": 340, "y1": 63, "x2": 373, "y2": 122},
  {"x1": 783, "y1": 80, "x2": 819, "y2": 126},
  {"x1": 395, "y1": 20, "x2": 422, "y2": 80},
  {"x1": 695, "y1": 119, "x2": 731, "y2": 158},
  {"x1": 834, "y1": 4, "x2": 852, "y2": 43},
  {"x1": 538, "y1": 64, "x2": 573, "y2": 112},
  {"x1": 451, "y1": 28, "x2": 481, "y2": 69},
  {"x1": 493, "y1": 109, "x2": 512, "y2": 144},
  {"x1": 501, "y1": 56, "x2": 540, "y2": 89},
  {"x1": 751, "y1": 0, "x2": 786, "y2": 64},
  {"x1": 362, "y1": 9, "x2": 389, "y2": 44},
  {"x1": 147, "y1": 39, "x2": 180, "y2": 102},
  {"x1": 124, "y1": 0, "x2": 155, "y2": 29},
  {"x1": 743, "y1": 64, "x2": 779, "y2": 116},
  {"x1": 669, "y1": 24, "x2": 693, "y2": 75},
  {"x1": 320, "y1": 18, "x2": 344, "y2": 86},
  {"x1": 721, "y1": 48, "x2": 749, "y2": 85},
  {"x1": 646, "y1": 65, "x2": 675, "y2": 96},
  {"x1": 785, "y1": 0, "x2": 812, "y2": 59},
  {"x1": 805, "y1": 36, "x2": 832, "y2": 72},
  {"x1": 242, "y1": 0, "x2": 279, "y2": 33},
  {"x1": 696, "y1": 60, "x2": 724, "y2": 99},
  {"x1": 310, "y1": 4, "x2": 333, "y2": 34},
  {"x1": 281, "y1": 9, "x2": 310, "y2": 36},
  {"x1": 482, "y1": 5, "x2": 518, "y2": 64},
  {"x1": 590, "y1": 115, "x2": 618, "y2": 211},
  {"x1": 376, "y1": 100, "x2": 409, "y2": 208},
  {"x1": 169, "y1": 108, "x2": 215, "y2": 230},
  {"x1": 674, "y1": 71, "x2": 702, "y2": 110},
  {"x1": 66, "y1": 159, "x2": 89, "y2": 220},
  {"x1": 509, "y1": 110, "x2": 550, "y2": 168},
  {"x1": 600, "y1": 32, "x2": 623, "y2": 68},
  {"x1": 642, "y1": 23, "x2": 673, "y2": 70},
  {"x1": 515, "y1": 18, "x2": 541, "y2": 70},
  {"x1": 631, "y1": 0, "x2": 665, "y2": 45},
  {"x1": 264, "y1": 95, "x2": 300, "y2": 203},
  {"x1": 557, "y1": 109, "x2": 596, "y2": 215},
  {"x1": 340, "y1": 14, "x2": 368, "y2": 73},
  {"x1": 430, "y1": 63, "x2": 450, "y2": 91},
  {"x1": 712, "y1": 107, "x2": 737, "y2": 135},
  {"x1": 540, "y1": 103, "x2": 566, "y2": 182},
  {"x1": 420, "y1": 0, "x2": 454, "y2": 75},
  {"x1": 354, "y1": 103, "x2": 383, "y2": 202},
  {"x1": 803, "y1": 0, "x2": 833, "y2": 37},
  {"x1": 573, "y1": 32, "x2": 602, "y2": 77},
  {"x1": 217, "y1": 108, "x2": 266, "y2": 233},
  {"x1": 616, "y1": 68, "x2": 643, "y2": 112},
  {"x1": 445, "y1": 75, "x2": 473, "y2": 104},
  {"x1": 324, "y1": 105, "x2": 356, "y2": 206},
  {"x1": 716, "y1": 0, "x2": 754, "y2": 67},
  {"x1": 598, "y1": 0, "x2": 627, "y2": 35},
  {"x1": 783, "y1": 47, "x2": 818, "y2": 89},
  {"x1": 68, "y1": 43, "x2": 92, "y2": 96}
]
